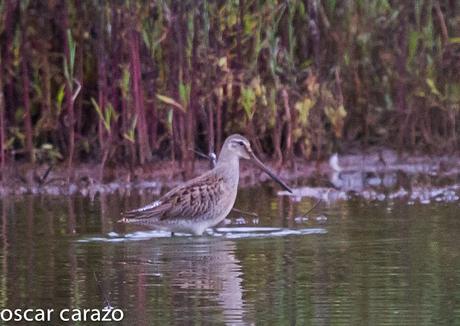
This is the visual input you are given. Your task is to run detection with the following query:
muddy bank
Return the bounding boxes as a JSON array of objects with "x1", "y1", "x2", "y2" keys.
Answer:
[
  {"x1": 0, "y1": 159, "x2": 300, "y2": 197},
  {"x1": 1, "y1": 150, "x2": 460, "y2": 204}
]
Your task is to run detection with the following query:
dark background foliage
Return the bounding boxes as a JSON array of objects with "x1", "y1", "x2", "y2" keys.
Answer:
[{"x1": 0, "y1": 0, "x2": 459, "y2": 175}]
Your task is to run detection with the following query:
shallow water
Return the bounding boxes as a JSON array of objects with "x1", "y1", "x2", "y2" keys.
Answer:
[{"x1": 1, "y1": 186, "x2": 460, "y2": 325}]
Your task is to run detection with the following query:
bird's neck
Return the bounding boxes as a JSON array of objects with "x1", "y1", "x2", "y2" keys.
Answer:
[
  {"x1": 216, "y1": 150, "x2": 240, "y2": 187},
  {"x1": 216, "y1": 147, "x2": 239, "y2": 167},
  {"x1": 216, "y1": 155, "x2": 239, "y2": 171}
]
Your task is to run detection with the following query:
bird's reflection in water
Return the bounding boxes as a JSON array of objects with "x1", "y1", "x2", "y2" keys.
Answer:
[{"x1": 129, "y1": 238, "x2": 247, "y2": 324}]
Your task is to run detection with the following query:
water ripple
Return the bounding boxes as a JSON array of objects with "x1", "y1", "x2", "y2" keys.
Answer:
[{"x1": 77, "y1": 227, "x2": 327, "y2": 243}]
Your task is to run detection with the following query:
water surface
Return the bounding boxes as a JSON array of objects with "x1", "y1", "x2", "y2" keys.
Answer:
[{"x1": 1, "y1": 186, "x2": 459, "y2": 325}]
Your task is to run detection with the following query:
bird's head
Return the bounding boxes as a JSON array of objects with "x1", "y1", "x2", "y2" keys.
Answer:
[
  {"x1": 220, "y1": 134, "x2": 292, "y2": 193},
  {"x1": 224, "y1": 134, "x2": 253, "y2": 160}
]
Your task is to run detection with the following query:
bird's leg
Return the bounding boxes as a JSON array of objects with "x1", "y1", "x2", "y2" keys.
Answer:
[
  {"x1": 301, "y1": 198, "x2": 322, "y2": 218},
  {"x1": 231, "y1": 207, "x2": 258, "y2": 217}
]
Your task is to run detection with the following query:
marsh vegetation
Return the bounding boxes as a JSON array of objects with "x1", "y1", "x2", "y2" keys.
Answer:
[{"x1": 0, "y1": 1, "x2": 459, "y2": 181}]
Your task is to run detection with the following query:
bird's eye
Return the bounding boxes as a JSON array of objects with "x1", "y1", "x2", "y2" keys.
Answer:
[{"x1": 237, "y1": 141, "x2": 244, "y2": 146}]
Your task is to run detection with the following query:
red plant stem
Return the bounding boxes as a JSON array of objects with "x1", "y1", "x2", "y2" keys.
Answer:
[
  {"x1": 129, "y1": 29, "x2": 150, "y2": 165},
  {"x1": 2, "y1": 0, "x2": 19, "y2": 120},
  {"x1": 396, "y1": 15, "x2": 408, "y2": 114},
  {"x1": 22, "y1": 68, "x2": 33, "y2": 163},
  {"x1": 176, "y1": 5, "x2": 187, "y2": 170},
  {"x1": 434, "y1": 1, "x2": 449, "y2": 45},
  {"x1": 21, "y1": 38, "x2": 34, "y2": 163},
  {"x1": 171, "y1": 119, "x2": 176, "y2": 166},
  {"x1": 76, "y1": 49, "x2": 83, "y2": 137},
  {"x1": 149, "y1": 100, "x2": 158, "y2": 150},
  {"x1": 75, "y1": 4, "x2": 84, "y2": 137},
  {"x1": 186, "y1": 13, "x2": 200, "y2": 175},
  {"x1": 66, "y1": 89, "x2": 75, "y2": 171},
  {"x1": 42, "y1": 51, "x2": 52, "y2": 118},
  {"x1": 282, "y1": 88, "x2": 293, "y2": 164},
  {"x1": 166, "y1": 12, "x2": 178, "y2": 167},
  {"x1": 96, "y1": 15, "x2": 107, "y2": 157},
  {"x1": 61, "y1": 3, "x2": 75, "y2": 173},
  {"x1": 396, "y1": 13, "x2": 408, "y2": 148},
  {"x1": 0, "y1": 60, "x2": 5, "y2": 178},
  {"x1": 216, "y1": 97, "x2": 222, "y2": 152},
  {"x1": 208, "y1": 103, "x2": 215, "y2": 155},
  {"x1": 237, "y1": 0, "x2": 244, "y2": 65},
  {"x1": 178, "y1": 114, "x2": 186, "y2": 170},
  {"x1": 308, "y1": 0, "x2": 321, "y2": 69},
  {"x1": 274, "y1": 113, "x2": 283, "y2": 166}
]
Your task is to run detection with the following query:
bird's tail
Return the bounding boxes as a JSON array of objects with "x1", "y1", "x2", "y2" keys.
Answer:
[{"x1": 118, "y1": 200, "x2": 163, "y2": 225}]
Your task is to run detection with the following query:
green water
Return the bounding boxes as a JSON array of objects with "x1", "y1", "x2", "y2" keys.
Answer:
[{"x1": 0, "y1": 187, "x2": 459, "y2": 325}]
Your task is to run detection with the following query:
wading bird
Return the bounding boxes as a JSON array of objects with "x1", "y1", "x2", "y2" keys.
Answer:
[{"x1": 121, "y1": 134, "x2": 292, "y2": 235}]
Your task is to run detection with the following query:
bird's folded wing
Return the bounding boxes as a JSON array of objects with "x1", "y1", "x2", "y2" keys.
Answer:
[{"x1": 122, "y1": 174, "x2": 224, "y2": 223}]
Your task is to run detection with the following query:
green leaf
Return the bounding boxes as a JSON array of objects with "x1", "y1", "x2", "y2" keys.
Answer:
[
  {"x1": 67, "y1": 29, "x2": 76, "y2": 78},
  {"x1": 142, "y1": 29, "x2": 151, "y2": 50},
  {"x1": 91, "y1": 98, "x2": 115, "y2": 132},
  {"x1": 91, "y1": 98, "x2": 105, "y2": 128},
  {"x1": 295, "y1": 98, "x2": 315, "y2": 126},
  {"x1": 325, "y1": 105, "x2": 347, "y2": 138},
  {"x1": 426, "y1": 78, "x2": 441, "y2": 97},
  {"x1": 218, "y1": 56, "x2": 227, "y2": 68},
  {"x1": 56, "y1": 84, "x2": 65, "y2": 114},
  {"x1": 326, "y1": 0, "x2": 337, "y2": 11},
  {"x1": 63, "y1": 58, "x2": 70, "y2": 81},
  {"x1": 156, "y1": 94, "x2": 185, "y2": 112},
  {"x1": 178, "y1": 82, "x2": 190, "y2": 108},
  {"x1": 5, "y1": 137, "x2": 16, "y2": 149},
  {"x1": 123, "y1": 115, "x2": 138, "y2": 143},
  {"x1": 105, "y1": 103, "x2": 118, "y2": 129},
  {"x1": 408, "y1": 30, "x2": 419, "y2": 64},
  {"x1": 63, "y1": 29, "x2": 76, "y2": 83},
  {"x1": 167, "y1": 109, "x2": 173, "y2": 130},
  {"x1": 120, "y1": 66, "x2": 131, "y2": 96},
  {"x1": 240, "y1": 87, "x2": 256, "y2": 120}
]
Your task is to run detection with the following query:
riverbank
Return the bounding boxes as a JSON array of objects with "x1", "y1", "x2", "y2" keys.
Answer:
[
  {"x1": 1, "y1": 149, "x2": 460, "y2": 201},
  {"x1": 0, "y1": 150, "x2": 460, "y2": 197}
]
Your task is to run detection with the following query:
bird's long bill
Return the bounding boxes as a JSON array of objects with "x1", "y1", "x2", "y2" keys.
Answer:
[{"x1": 249, "y1": 152, "x2": 293, "y2": 193}]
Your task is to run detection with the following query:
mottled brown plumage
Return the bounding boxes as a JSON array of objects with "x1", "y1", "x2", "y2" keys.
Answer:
[
  {"x1": 124, "y1": 173, "x2": 226, "y2": 223},
  {"x1": 121, "y1": 134, "x2": 292, "y2": 235}
]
